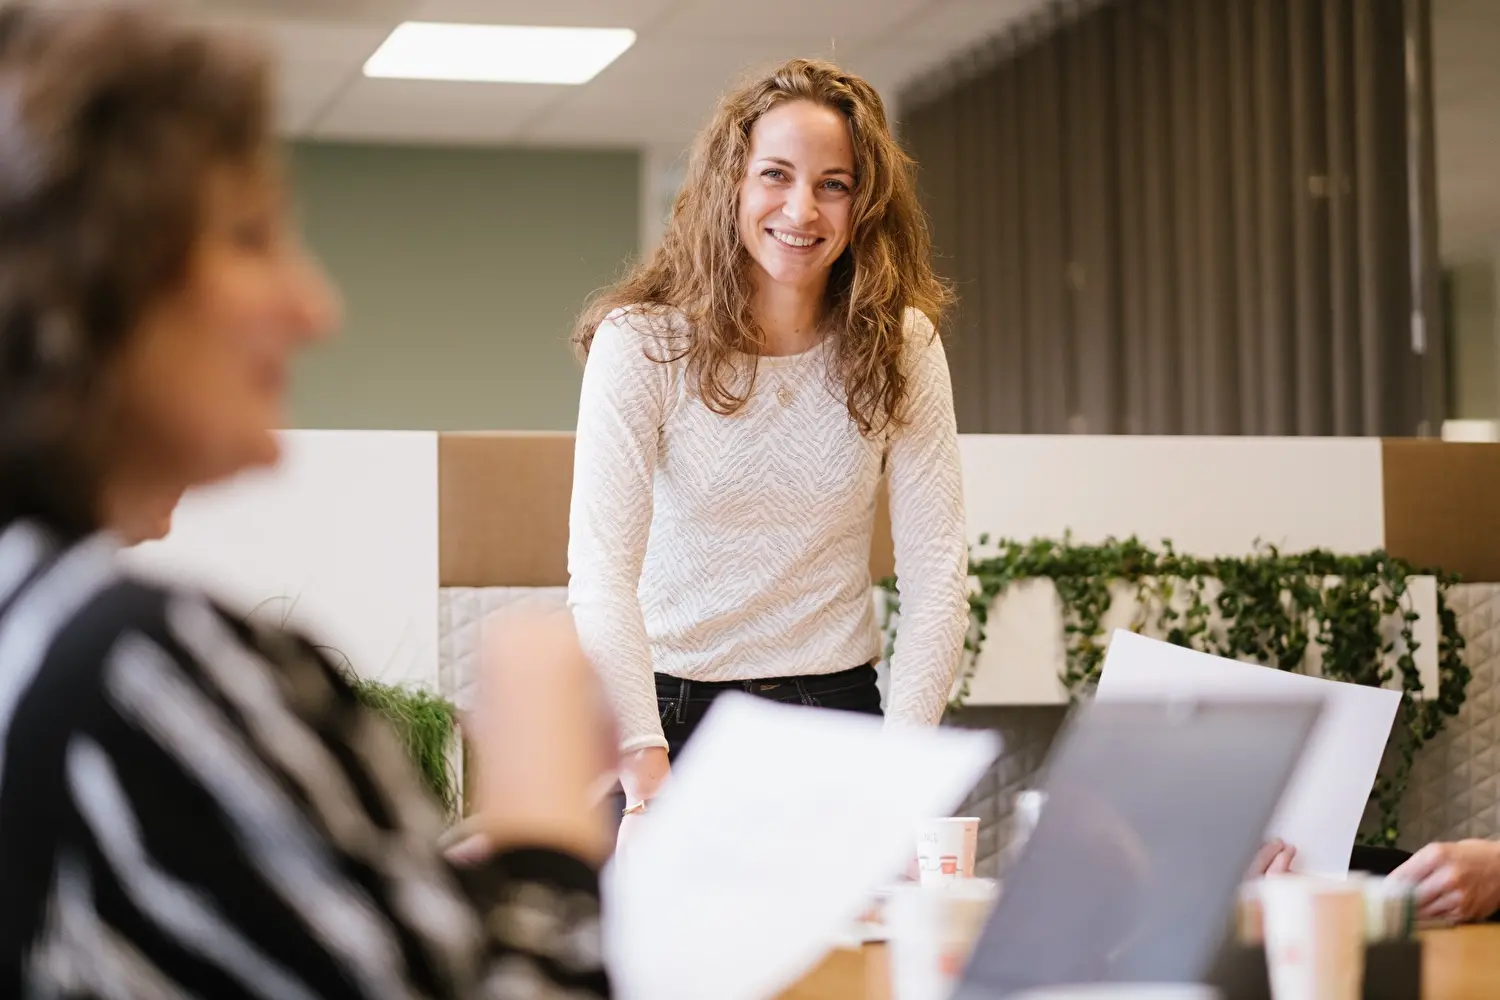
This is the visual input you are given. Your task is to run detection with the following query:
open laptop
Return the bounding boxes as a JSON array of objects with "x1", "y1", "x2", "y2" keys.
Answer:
[{"x1": 954, "y1": 698, "x2": 1322, "y2": 998}]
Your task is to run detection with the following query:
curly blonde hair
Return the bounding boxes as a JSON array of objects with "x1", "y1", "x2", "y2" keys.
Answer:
[{"x1": 574, "y1": 57, "x2": 952, "y2": 435}]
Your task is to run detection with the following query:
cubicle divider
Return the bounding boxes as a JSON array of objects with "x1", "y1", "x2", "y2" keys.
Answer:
[
  {"x1": 438, "y1": 432, "x2": 1491, "y2": 707},
  {"x1": 123, "y1": 430, "x2": 1500, "y2": 852},
  {"x1": 127, "y1": 430, "x2": 1500, "y2": 700}
]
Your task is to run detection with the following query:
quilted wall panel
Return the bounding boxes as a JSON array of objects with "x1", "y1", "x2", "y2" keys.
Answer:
[
  {"x1": 947, "y1": 706, "x2": 1069, "y2": 877},
  {"x1": 439, "y1": 587, "x2": 568, "y2": 712},
  {"x1": 439, "y1": 587, "x2": 887, "y2": 709},
  {"x1": 438, "y1": 584, "x2": 1500, "y2": 865},
  {"x1": 1401, "y1": 583, "x2": 1500, "y2": 847},
  {"x1": 438, "y1": 586, "x2": 1067, "y2": 875}
]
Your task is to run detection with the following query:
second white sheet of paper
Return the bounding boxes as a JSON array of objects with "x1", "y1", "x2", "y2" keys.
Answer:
[{"x1": 1095, "y1": 629, "x2": 1401, "y2": 877}]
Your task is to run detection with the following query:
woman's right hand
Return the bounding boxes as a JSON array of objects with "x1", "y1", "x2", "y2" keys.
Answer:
[
  {"x1": 619, "y1": 746, "x2": 671, "y2": 804},
  {"x1": 616, "y1": 746, "x2": 670, "y2": 848}
]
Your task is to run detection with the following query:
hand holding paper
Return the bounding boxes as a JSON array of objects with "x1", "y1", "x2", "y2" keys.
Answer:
[{"x1": 1095, "y1": 630, "x2": 1400, "y2": 876}]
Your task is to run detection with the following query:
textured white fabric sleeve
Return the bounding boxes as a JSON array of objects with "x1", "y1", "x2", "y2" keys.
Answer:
[
  {"x1": 883, "y1": 311, "x2": 970, "y2": 727},
  {"x1": 567, "y1": 313, "x2": 670, "y2": 754}
]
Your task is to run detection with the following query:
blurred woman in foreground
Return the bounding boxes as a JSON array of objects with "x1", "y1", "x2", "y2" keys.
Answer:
[{"x1": 0, "y1": 5, "x2": 613, "y2": 997}]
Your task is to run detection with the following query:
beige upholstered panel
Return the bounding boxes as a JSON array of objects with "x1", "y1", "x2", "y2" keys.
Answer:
[{"x1": 438, "y1": 431, "x2": 894, "y2": 587}]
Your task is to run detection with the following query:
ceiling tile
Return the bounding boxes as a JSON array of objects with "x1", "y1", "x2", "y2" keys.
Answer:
[
  {"x1": 654, "y1": 0, "x2": 927, "y2": 42},
  {"x1": 180, "y1": 14, "x2": 393, "y2": 72},
  {"x1": 181, "y1": 17, "x2": 387, "y2": 134},
  {"x1": 412, "y1": 0, "x2": 677, "y2": 28},
  {"x1": 587, "y1": 35, "x2": 846, "y2": 88},
  {"x1": 838, "y1": 42, "x2": 954, "y2": 98},
  {"x1": 177, "y1": 0, "x2": 416, "y2": 25},
  {"x1": 312, "y1": 78, "x2": 569, "y2": 144},
  {"x1": 262, "y1": 19, "x2": 399, "y2": 64},
  {"x1": 903, "y1": 0, "x2": 1049, "y2": 43},
  {"x1": 522, "y1": 82, "x2": 716, "y2": 146},
  {"x1": 277, "y1": 61, "x2": 359, "y2": 133},
  {"x1": 523, "y1": 105, "x2": 705, "y2": 147},
  {"x1": 522, "y1": 33, "x2": 873, "y2": 145}
]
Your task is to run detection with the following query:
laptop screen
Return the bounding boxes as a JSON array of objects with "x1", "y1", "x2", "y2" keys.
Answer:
[{"x1": 957, "y1": 698, "x2": 1321, "y2": 997}]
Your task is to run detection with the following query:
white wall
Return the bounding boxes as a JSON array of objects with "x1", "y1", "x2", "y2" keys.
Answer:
[
  {"x1": 956, "y1": 435, "x2": 1386, "y2": 556},
  {"x1": 121, "y1": 430, "x2": 440, "y2": 691},
  {"x1": 953, "y1": 436, "x2": 1435, "y2": 705}
]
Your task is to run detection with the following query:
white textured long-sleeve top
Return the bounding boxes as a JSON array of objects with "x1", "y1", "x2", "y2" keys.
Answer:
[{"x1": 567, "y1": 306, "x2": 969, "y2": 754}]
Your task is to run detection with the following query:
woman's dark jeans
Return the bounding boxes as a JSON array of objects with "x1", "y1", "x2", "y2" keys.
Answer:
[
  {"x1": 609, "y1": 664, "x2": 883, "y2": 835},
  {"x1": 654, "y1": 663, "x2": 883, "y2": 760}
]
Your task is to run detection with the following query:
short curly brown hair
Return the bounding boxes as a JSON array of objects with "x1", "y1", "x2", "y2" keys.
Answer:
[{"x1": 0, "y1": 2, "x2": 272, "y2": 538}]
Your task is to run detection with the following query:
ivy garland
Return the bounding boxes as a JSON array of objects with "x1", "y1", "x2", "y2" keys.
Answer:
[{"x1": 879, "y1": 536, "x2": 1471, "y2": 847}]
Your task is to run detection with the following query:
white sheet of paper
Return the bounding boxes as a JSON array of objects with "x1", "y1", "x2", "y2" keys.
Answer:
[
  {"x1": 604, "y1": 694, "x2": 1000, "y2": 1000},
  {"x1": 1095, "y1": 630, "x2": 1401, "y2": 876}
]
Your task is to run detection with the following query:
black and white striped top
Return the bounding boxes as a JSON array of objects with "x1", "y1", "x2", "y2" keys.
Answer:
[{"x1": 0, "y1": 520, "x2": 610, "y2": 999}]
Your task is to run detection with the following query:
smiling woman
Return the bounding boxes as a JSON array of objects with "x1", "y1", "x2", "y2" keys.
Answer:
[{"x1": 567, "y1": 58, "x2": 970, "y2": 840}]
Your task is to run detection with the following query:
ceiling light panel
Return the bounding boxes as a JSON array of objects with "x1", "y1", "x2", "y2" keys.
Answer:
[{"x1": 364, "y1": 22, "x2": 636, "y2": 84}]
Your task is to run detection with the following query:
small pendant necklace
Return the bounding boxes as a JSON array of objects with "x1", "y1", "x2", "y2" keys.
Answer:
[{"x1": 762, "y1": 324, "x2": 825, "y2": 408}]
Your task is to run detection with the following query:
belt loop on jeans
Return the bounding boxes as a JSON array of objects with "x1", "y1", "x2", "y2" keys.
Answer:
[
  {"x1": 676, "y1": 678, "x2": 691, "y2": 723},
  {"x1": 794, "y1": 678, "x2": 816, "y2": 707}
]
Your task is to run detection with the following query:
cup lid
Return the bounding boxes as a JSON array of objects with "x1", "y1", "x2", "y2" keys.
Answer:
[{"x1": 1010, "y1": 986, "x2": 1219, "y2": 1000}]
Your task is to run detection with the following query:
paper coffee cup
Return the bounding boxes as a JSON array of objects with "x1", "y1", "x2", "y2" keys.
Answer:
[
  {"x1": 1359, "y1": 876, "x2": 1415, "y2": 942},
  {"x1": 1259, "y1": 875, "x2": 1365, "y2": 1000},
  {"x1": 886, "y1": 879, "x2": 998, "y2": 1000},
  {"x1": 916, "y1": 817, "x2": 980, "y2": 887}
]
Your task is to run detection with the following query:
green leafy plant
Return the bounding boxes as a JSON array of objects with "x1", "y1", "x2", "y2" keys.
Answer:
[
  {"x1": 879, "y1": 536, "x2": 1471, "y2": 846},
  {"x1": 244, "y1": 594, "x2": 460, "y2": 816},
  {"x1": 347, "y1": 677, "x2": 461, "y2": 817}
]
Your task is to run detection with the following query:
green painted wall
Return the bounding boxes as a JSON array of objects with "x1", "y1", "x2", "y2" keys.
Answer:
[
  {"x1": 1447, "y1": 255, "x2": 1498, "y2": 419},
  {"x1": 288, "y1": 143, "x2": 640, "y2": 431}
]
